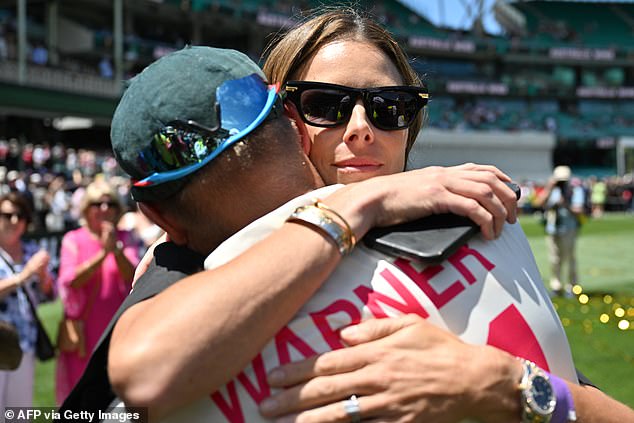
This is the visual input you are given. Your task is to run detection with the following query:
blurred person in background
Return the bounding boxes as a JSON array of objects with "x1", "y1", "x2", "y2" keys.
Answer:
[
  {"x1": 590, "y1": 176, "x2": 607, "y2": 218},
  {"x1": 117, "y1": 201, "x2": 164, "y2": 257},
  {"x1": 30, "y1": 42, "x2": 48, "y2": 66},
  {"x1": 45, "y1": 175, "x2": 71, "y2": 233},
  {"x1": 0, "y1": 140, "x2": 8, "y2": 166},
  {"x1": 535, "y1": 165, "x2": 585, "y2": 296},
  {"x1": 55, "y1": 181, "x2": 138, "y2": 405},
  {"x1": 6, "y1": 139, "x2": 21, "y2": 170},
  {"x1": 27, "y1": 173, "x2": 48, "y2": 232},
  {"x1": 0, "y1": 192, "x2": 53, "y2": 408}
]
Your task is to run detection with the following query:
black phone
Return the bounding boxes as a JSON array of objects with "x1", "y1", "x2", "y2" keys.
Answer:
[{"x1": 363, "y1": 182, "x2": 521, "y2": 263}]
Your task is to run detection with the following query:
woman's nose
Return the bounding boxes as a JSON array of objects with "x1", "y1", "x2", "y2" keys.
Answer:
[{"x1": 342, "y1": 101, "x2": 375, "y2": 145}]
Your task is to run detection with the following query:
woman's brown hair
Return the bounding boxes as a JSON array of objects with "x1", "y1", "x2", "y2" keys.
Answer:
[
  {"x1": 0, "y1": 191, "x2": 33, "y2": 225},
  {"x1": 262, "y1": 7, "x2": 427, "y2": 159}
]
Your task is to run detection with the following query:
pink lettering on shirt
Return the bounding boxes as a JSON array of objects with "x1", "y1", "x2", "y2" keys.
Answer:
[
  {"x1": 311, "y1": 299, "x2": 362, "y2": 350},
  {"x1": 354, "y1": 268, "x2": 429, "y2": 318},
  {"x1": 211, "y1": 353, "x2": 270, "y2": 422},
  {"x1": 448, "y1": 244, "x2": 495, "y2": 285},
  {"x1": 393, "y1": 260, "x2": 464, "y2": 308},
  {"x1": 487, "y1": 304, "x2": 550, "y2": 371},
  {"x1": 211, "y1": 381, "x2": 245, "y2": 423},
  {"x1": 275, "y1": 326, "x2": 318, "y2": 365}
]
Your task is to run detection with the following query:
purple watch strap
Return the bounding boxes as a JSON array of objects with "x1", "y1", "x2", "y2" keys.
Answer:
[{"x1": 549, "y1": 372, "x2": 577, "y2": 423}]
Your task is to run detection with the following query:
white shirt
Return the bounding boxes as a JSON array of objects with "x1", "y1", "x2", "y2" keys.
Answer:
[{"x1": 161, "y1": 186, "x2": 576, "y2": 423}]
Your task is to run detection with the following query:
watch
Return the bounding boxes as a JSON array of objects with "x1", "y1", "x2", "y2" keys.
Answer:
[{"x1": 518, "y1": 359, "x2": 557, "y2": 423}]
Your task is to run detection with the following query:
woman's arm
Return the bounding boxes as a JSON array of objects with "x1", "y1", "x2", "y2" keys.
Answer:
[
  {"x1": 67, "y1": 248, "x2": 107, "y2": 290},
  {"x1": 108, "y1": 164, "x2": 519, "y2": 420},
  {"x1": 0, "y1": 249, "x2": 50, "y2": 298},
  {"x1": 113, "y1": 247, "x2": 136, "y2": 285}
]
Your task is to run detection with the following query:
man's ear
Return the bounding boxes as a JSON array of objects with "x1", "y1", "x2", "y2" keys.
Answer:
[
  {"x1": 284, "y1": 101, "x2": 311, "y2": 155},
  {"x1": 137, "y1": 202, "x2": 188, "y2": 245}
]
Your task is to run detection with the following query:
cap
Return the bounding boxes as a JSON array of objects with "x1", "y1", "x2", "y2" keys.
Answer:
[
  {"x1": 553, "y1": 165, "x2": 571, "y2": 182},
  {"x1": 111, "y1": 46, "x2": 270, "y2": 200}
]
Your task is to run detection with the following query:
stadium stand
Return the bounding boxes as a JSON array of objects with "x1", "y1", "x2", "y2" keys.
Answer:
[{"x1": 0, "y1": 0, "x2": 633, "y2": 179}]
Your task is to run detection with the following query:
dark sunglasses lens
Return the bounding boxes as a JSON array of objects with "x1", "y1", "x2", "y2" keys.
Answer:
[
  {"x1": 0, "y1": 212, "x2": 22, "y2": 220},
  {"x1": 90, "y1": 201, "x2": 118, "y2": 209},
  {"x1": 300, "y1": 89, "x2": 353, "y2": 126},
  {"x1": 369, "y1": 91, "x2": 421, "y2": 130}
]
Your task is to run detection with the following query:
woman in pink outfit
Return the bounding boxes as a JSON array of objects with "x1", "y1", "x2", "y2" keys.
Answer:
[{"x1": 55, "y1": 181, "x2": 138, "y2": 405}]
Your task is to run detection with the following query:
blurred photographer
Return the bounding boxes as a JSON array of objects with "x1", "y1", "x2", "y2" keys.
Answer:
[{"x1": 536, "y1": 166, "x2": 586, "y2": 296}]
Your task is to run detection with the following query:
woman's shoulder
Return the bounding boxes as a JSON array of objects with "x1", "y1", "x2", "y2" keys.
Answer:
[{"x1": 61, "y1": 226, "x2": 89, "y2": 243}]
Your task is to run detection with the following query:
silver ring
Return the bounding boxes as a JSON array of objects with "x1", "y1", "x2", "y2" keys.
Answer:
[{"x1": 343, "y1": 394, "x2": 361, "y2": 423}]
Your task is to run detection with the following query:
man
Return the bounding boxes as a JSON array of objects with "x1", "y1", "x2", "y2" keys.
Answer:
[
  {"x1": 535, "y1": 165, "x2": 585, "y2": 296},
  {"x1": 62, "y1": 47, "x2": 631, "y2": 423}
]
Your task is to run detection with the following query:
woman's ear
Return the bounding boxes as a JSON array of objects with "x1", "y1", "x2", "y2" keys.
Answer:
[
  {"x1": 137, "y1": 202, "x2": 188, "y2": 246},
  {"x1": 284, "y1": 101, "x2": 311, "y2": 155}
]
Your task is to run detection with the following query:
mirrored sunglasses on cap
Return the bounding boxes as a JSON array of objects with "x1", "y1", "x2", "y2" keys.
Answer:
[
  {"x1": 284, "y1": 80, "x2": 429, "y2": 131},
  {"x1": 132, "y1": 73, "x2": 282, "y2": 189}
]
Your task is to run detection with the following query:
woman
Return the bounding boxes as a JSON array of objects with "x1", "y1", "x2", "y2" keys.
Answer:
[
  {"x1": 254, "y1": 9, "x2": 632, "y2": 423},
  {"x1": 0, "y1": 192, "x2": 53, "y2": 408},
  {"x1": 103, "y1": 12, "x2": 631, "y2": 422},
  {"x1": 263, "y1": 7, "x2": 424, "y2": 185},
  {"x1": 55, "y1": 180, "x2": 138, "y2": 404}
]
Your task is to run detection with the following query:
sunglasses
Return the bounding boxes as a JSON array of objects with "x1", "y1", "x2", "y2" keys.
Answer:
[
  {"x1": 0, "y1": 212, "x2": 25, "y2": 221},
  {"x1": 133, "y1": 73, "x2": 283, "y2": 189},
  {"x1": 89, "y1": 201, "x2": 119, "y2": 209},
  {"x1": 284, "y1": 81, "x2": 429, "y2": 131}
]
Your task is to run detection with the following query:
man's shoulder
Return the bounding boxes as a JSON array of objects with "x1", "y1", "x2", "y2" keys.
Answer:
[{"x1": 133, "y1": 242, "x2": 206, "y2": 298}]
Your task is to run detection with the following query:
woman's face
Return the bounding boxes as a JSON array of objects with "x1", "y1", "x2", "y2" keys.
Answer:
[
  {"x1": 0, "y1": 200, "x2": 27, "y2": 245},
  {"x1": 85, "y1": 195, "x2": 119, "y2": 228},
  {"x1": 296, "y1": 40, "x2": 408, "y2": 185}
]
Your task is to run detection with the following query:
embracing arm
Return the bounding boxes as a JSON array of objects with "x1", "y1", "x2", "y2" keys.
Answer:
[
  {"x1": 260, "y1": 316, "x2": 634, "y2": 423},
  {"x1": 108, "y1": 164, "x2": 519, "y2": 420}
]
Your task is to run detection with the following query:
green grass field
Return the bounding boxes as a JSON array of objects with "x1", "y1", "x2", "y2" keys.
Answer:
[{"x1": 33, "y1": 213, "x2": 634, "y2": 409}]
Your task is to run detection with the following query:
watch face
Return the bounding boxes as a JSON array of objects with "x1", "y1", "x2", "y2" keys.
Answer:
[{"x1": 530, "y1": 375, "x2": 555, "y2": 414}]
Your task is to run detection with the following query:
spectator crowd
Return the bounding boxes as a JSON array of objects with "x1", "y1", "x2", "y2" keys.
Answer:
[
  {"x1": 0, "y1": 139, "x2": 163, "y2": 272},
  {"x1": 2, "y1": 135, "x2": 632, "y2": 261}
]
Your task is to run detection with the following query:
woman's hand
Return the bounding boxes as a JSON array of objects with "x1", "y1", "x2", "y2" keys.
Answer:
[
  {"x1": 324, "y1": 163, "x2": 519, "y2": 241},
  {"x1": 101, "y1": 221, "x2": 118, "y2": 253},
  {"x1": 22, "y1": 250, "x2": 50, "y2": 281}
]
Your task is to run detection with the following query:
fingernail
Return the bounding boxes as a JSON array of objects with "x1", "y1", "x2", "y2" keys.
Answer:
[
  {"x1": 340, "y1": 325, "x2": 358, "y2": 339},
  {"x1": 268, "y1": 368, "x2": 285, "y2": 384},
  {"x1": 259, "y1": 397, "x2": 278, "y2": 413}
]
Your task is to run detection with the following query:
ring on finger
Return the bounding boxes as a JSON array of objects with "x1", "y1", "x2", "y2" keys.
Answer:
[{"x1": 343, "y1": 394, "x2": 361, "y2": 423}]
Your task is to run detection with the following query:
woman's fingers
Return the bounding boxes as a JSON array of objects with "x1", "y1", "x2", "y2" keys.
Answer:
[
  {"x1": 442, "y1": 174, "x2": 518, "y2": 237},
  {"x1": 261, "y1": 369, "x2": 377, "y2": 418},
  {"x1": 340, "y1": 314, "x2": 421, "y2": 346},
  {"x1": 268, "y1": 394, "x2": 388, "y2": 423},
  {"x1": 267, "y1": 347, "x2": 369, "y2": 389},
  {"x1": 454, "y1": 162, "x2": 512, "y2": 182}
]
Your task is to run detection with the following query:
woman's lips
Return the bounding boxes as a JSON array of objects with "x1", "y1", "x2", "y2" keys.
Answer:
[{"x1": 334, "y1": 159, "x2": 382, "y2": 173}]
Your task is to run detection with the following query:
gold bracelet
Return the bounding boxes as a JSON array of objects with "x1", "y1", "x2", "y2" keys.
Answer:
[
  {"x1": 288, "y1": 205, "x2": 354, "y2": 255},
  {"x1": 313, "y1": 201, "x2": 357, "y2": 249}
]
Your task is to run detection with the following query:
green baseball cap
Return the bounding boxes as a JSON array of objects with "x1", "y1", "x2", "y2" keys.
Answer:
[{"x1": 111, "y1": 46, "x2": 277, "y2": 201}]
